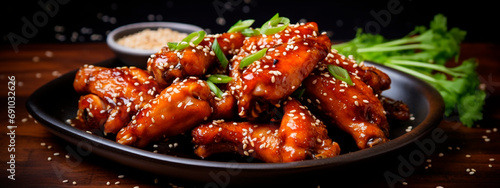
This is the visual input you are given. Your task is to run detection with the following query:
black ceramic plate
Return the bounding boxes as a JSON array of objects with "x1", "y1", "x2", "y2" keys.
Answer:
[{"x1": 26, "y1": 58, "x2": 444, "y2": 184}]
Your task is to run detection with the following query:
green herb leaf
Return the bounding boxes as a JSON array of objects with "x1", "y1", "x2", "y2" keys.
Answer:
[
  {"x1": 327, "y1": 64, "x2": 353, "y2": 86},
  {"x1": 331, "y1": 14, "x2": 484, "y2": 127},
  {"x1": 239, "y1": 48, "x2": 268, "y2": 69}
]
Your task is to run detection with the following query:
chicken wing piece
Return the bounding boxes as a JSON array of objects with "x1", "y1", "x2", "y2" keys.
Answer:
[
  {"x1": 192, "y1": 98, "x2": 340, "y2": 163},
  {"x1": 229, "y1": 35, "x2": 330, "y2": 120},
  {"x1": 147, "y1": 32, "x2": 245, "y2": 87},
  {"x1": 116, "y1": 78, "x2": 212, "y2": 148},
  {"x1": 73, "y1": 65, "x2": 160, "y2": 134},
  {"x1": 303, "y1": 60, "x2": 390, "y2": 149},
  {"x1": 380, "y1": 96, "x2": 411, "y2": 121},
  {"x1": 75, "y1": 94, "x2": 108, "y2": 130},
  {"x1": 279, "y1": 98, "x2": 340, "y2": 162},
  {"x1": 211, "y1": 90, "x2": 237, "y2": 120},
  {"x1": 324, "y1": 49, "x2": 391, "y2": 95},
  {"x1": 239, "y1": 22, "x2": 324, "y2": 53}
]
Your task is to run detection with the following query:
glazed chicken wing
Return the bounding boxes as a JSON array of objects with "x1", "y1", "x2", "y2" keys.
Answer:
[
  {"x1": 229, "y1": 22, "x2": 331, "y2": 120},
  {"x1": 147, "y1": 32, "x2": 245, "y2": 87},
  {"x1": 192, "y1": 98, "x2": 340, "y2": 163},
  {"x1": 325, "y1": 49, "x2": 391, "y2": 95},
  {"x1": 303, "y1": 50, "x2": 390, "y2": 149},
  {"x1": 116, "y1": 78, "x2": 212, "y2": 148},
  {"x1": 73, "y1": 65, "x2": 160, "y2": 134}
]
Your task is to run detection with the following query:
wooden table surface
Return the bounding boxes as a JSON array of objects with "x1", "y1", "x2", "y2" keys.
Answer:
[{"x1": 1, "y1": 42, "x2": 499, "y2": 188}]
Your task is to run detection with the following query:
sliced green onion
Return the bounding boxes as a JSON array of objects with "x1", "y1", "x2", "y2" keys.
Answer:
[
  {"x1": 260, "y1": 13, "x2": 290, "y2": 35},
  {"x1": 167, "y1": 42, "x2": 178, "y2": 50},
  {"x1": 207, "y1": 74, "x2": 232, "y2": 84},
  {"x1": 291, "y1": 87, "x2": 305, "y2": 99},
  {"x1": 211, "y1": 39, "x2": 229, "y2": 69},
  {"x1": 239, "y1": 48, "x2": 268, "y2": 69},
  {"x1": 227, "y1": 19, "x2": 255, "y2": 33},
  {"x1": 327, "y1": 64, "x2": 353, "y2": 86},
  {"x1": 168, "y1": 30, "x2": 206, "y2": 51},
  {"x1": 241, "y1": 28, "x2": 260, "y2": 37},
  {"x1": 207, "y1": 80, "x2": 223, "y2": 98}
]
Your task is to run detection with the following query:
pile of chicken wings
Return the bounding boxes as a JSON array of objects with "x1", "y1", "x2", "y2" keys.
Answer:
[{"x1": 73, "y1": 21, "x2": 410, "y2": 163}]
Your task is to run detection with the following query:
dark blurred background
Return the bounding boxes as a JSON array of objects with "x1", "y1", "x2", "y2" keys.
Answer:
[{"x1": 1, "y1": 0, "x2": 494, "y2": 51}]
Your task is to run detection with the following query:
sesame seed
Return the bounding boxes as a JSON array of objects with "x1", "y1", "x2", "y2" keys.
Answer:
[
  {"x1": 118, "y1": 175, "x2": 125, "y2": 178},
  {"x1": 489, "y1": 158, "x2": 495, "y2": 161},
  {"x1": 466, "y1": 154, "x2": 471, "y2": 158},
  {"x1": 115, "y1": 181, "x2": 120, "y2": 185},
  {"x1": 48, "y1": 157, "x2": 52, "y2": 161},
  {"x1": 438, "y1": 153, "x2": 444, "y2": 157},
  {"x1": 62, "y1": 180, "x2": 69, "y2": 183},
  {"x1": 363, "y1": 100, "x2": 369, "y2": 103},
  {"x1": 53, "y1": 152, "x2": 60, "y2": 156},
  {"x1": 40, "y1": 142, "x2": 46, "y2": 146},
  {"x1": 106, "y1": 181, "x2": 110, "y2": 185}
]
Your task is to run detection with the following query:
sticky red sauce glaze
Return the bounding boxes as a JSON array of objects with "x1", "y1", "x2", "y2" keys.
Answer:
[
  {"x1": 116, "y1": 78, "x2": 212, "y2": 148},
  {"x1": 147, "y1": 32, "x2": 245, "y2": 87},
  {"x1": 229, "y1": 22, "x2": 331, "y2": 120},
  {"x1": 73, "y1": 65, "x2": 160, "y2": 134},
  {"x1": 303, "y1": 50, "x2": 390, "y2": 149},
  {"x1": 192, "y1": 98, "x2": 340, "y2": 163}
]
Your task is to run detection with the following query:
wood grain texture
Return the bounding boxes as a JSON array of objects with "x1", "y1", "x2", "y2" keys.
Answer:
[{"x1": 0, "y1": 43, "x2": 499, "y2": 188}]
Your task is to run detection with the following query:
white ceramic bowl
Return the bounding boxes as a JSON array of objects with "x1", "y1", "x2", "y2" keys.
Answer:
[{"x1": 106, "y1": 22, "x2": 203, "y2": 68}]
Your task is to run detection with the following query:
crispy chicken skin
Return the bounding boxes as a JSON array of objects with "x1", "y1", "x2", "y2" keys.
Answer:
[
  {"x1": 229, "y1": 22, "x2": 331, "y2": 120},
  {"x1": 147, "y1": 32, "x2": 245, "y2": 87},
  {"x1": 303, "y1": 50, "x2": 390, "y2": 149},
  {"x1": 73, "y1": 65, "x2": 160, "y2": 134},
  {"x1": 192, "y1": 98, "x2": 340, "y2": 163},
  {"x1": 116, "y1": 78, "x2": 212, "y2": 148}
]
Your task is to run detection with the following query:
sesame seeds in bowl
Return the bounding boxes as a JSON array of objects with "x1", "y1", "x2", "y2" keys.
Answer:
[{"x1": 106, "y1": 22, "x2": 203, "y2": 68}]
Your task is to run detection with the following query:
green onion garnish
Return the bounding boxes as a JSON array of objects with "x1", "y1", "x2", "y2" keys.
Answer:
[
  {"x1": 211, "y1": 39, "x2": 229, "y2": 69},
  {"x1": 241, "y1": 28, "x2": 260, "y2": 37},
  {"x1": 167, "y1": 42, "x2": 178, "y2": 50},
  {"x1": 327, "y1": 64, "x2": 354, "y2": 86},
  {"x1": 260, "y1": 13, "x2": 290, "y2": 35},
  {"x1": 291, "y1": 87, "x2": 305, "y2": 99},
  {"x1": 168, "y1": 30, "x2": 206, "y2": 51},
  {"x1": 239, "y1": 48, "x2": 268, "y2": 69},
  {"x1": 207, "y1": 74, "x2": 232, "y2": 84},
  {"x1": 207, "y1": 80, "x2": 223, "y2": 98},
  {"x1": 227, "y1": 19, "x2": 255, "y2": 33}
]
